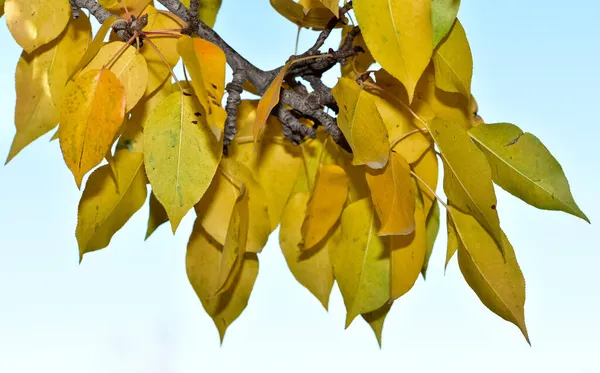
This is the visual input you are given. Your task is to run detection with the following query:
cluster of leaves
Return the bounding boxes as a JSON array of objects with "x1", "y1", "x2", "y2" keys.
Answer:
[{"x1": 1, "y1": 0, "x2": 588, "y2": 345}]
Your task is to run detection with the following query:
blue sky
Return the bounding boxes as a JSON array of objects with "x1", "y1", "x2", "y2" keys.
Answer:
[{"x1": 0, "y1": 1, "x2": 599, "y2": 372}]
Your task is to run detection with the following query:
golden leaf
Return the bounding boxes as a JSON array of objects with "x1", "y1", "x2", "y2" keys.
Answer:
[
  {"x1": 254, "y1": 61, "x2": 292, "y2": 144},
  {"x1": 421, "y1": 202, "x2": 441, "y2": 279},
  {"x1": 433, "y1": 20, "x2": 472, "y2": 100}
]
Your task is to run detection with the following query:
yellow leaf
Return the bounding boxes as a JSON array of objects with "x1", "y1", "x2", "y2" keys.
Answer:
[
  {"x1": 280, "y1": 193, "x2": 335, "y2": 309},
  {"x1": 60, "y1": 69, "x2": 127, "y2": 187},
  {"x1": 421, "y1": 202, "x2": 441, "y2": 279},
  {"x1": 302, "y1": 164, "x2": 348, "y2": 249},
  {"x1": 446, "y1": 209, "x2": 459, "y2": 268},
  {"x1": 5, "y1": 0, "x2": 71, "y2": 53},
  {"x1": 332, "y1": 77, "x2": 390, "y2": 169},
  {"x1": 180, "y1": 0, "x2": 223, "y2": 27},
  {"x1": 141, "y1": 5, "x2": 182, "y2": 95},
  {"x1": 0, "y1": 0, "x2": 5, "y2": 18},
  {"x1": 128, "y1": 77, "x2": 173, "y2": 131},
  {"x1": 145, "y1": 192, "x2": 169, "y2": 240},
  {"x1": 412, "y1": 148, "x2": 439, "y2": 216},
  {"x1": 116, "y1": 115, "x2": 145, "y2": 153},
  {"x1": 448, "y1": 206, "x2": 529, "y2": 343},
  {"x1": 428, "y1": 117, "x2": 504, "y2": 252},
  {"x1": 76, "y1": 150, "x2": 147, "y2": 260},
  {"x1": 341, "y1": 25, "x2": 374, "y2": 79},
  {"x1": 433, "y1": 20, "x2": 472, "y2": 100},
  {"x1": 330, "y1": 198, "x2": 390, "y2": 327},
  {"x1": 366, "y1": 151, "x2": 416, "y2": 236},
  {"x1": 186, "y1": 223, "x2": 259, "y2": 343},
  {"x1": 6, "y1": 14, "x2": 91, "y2": 163},
  {"x1": 354, "y1": 0, "x2": 432, "y2": 102},
  {"x1": 362, "y1": 302, "x2": 392, "y2": 348},
  {"x1": 144, "y1": 91, "x2": 222, "y2": 231},
  {"x1": 69, "y1": 16, "x2": 120, "y2": 82},
  {"x1": 81, "y1": 41, "x2": 149, "y2": 112},
  {"x1": 230, "y1": 101, "x2": 303, "y2": 229},
  {"x1": 270, "y1": 0, "x2": 338, "y2": 29},
  {"x1": 99, "y1": 0, "x2": 151, "y2": 17},
  {"x1": 469, "y1": 123, "x2": 589, "y2": 222},
  {"x1": 254, "y1": 61, "x2": 292, "y2": 144},
  {"x1": 390, "y1": 198, "x2": 427, "y2": 300},
  {"x1": 177, "y1": 35, "x2": 227, "y2": 139},
  {"x1": 194, "y1": 171, "x2": 237, "y2": 245}
]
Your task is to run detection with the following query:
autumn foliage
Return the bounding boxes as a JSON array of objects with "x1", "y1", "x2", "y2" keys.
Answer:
[{"x1": 1, "y1": 0, "x2": 588, "y2": 345}]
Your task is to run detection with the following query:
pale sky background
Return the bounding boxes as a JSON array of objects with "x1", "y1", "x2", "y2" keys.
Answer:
[{"x1": 1, "y1": 1, "x2": 599, "y2": 372}]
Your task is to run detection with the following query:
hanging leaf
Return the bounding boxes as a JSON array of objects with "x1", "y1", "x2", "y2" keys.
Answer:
[
  {"x1": 6, "y1": 14, "x2": 91, "y2": 163},
  {"x1": 177, "y1": 35, "x2": 227, "y2": 139},
  {"x1": 362, "y1": 302, "x2": 392, "y2": 348},
  {"x1": 141, "y1": 5, "x2": 182, "y2": 96},
  {"x1": 332, "y1": 77, "x2": 390, "y2": 169},
  {"x1": 446, "y1": 209, "x2": 459, "y2": 268},
  {"x1": 60, "y1": 69, "x2": 127, "y2": 187},
  {"x1": 76, "y1": 150, "x2": 147, "y2": 260},
  {"x1": 433, "y1": 20, "x2": 472, "y2": 100},
  {"x1": 81, "y1": 41, "x2": 149, "y2": 112},
  {"x1": 432, "y1": 0, "x2": 461, "y2": 47},
  {"x1": 354, "y1": 0, "x2": 432, "y2": 102},
  {"x1": 366, "y1": 151, "x2": 416, "y2": 236},
  {"x1": 181, "y1": 0, "x2": 223, "y2": 27},
  {"x1": 412, "y1": 148, "x2": 439, "y2": 216},
  {"x1": 280, "y1": 193, "x2": 335, "y2": 309},
  {"x1": 469, "y1": 123, "x2": 588, "y2": 222},
  {"x1": 254, "y1": 61, "x2": 293, "y2": 144},
  {"x1": 331, "y1": 198, "x2": 390, "y2": 327},
  {"x1": 144, "y1": 91, "x2": 222, "y2": 231},
  {"x1": 270, "y1": 0, "x2": 339, "y2": 30},
  {"x1": 341, "y1": 25, "x2": 375, "y2": 79},
  {"x1": 428, "y1": 118, "x2": 504, "y2": 251},
  {"x1": 5, "y1": 0, "x2": 71, "y2": 53},
  {"x1": 302, "y1": 164, "x2": 349, "y2": 249},
  {"x1": 146, "y1": 192, "x2": 169, "y2": 240},
  {"x1": 98, "y1": 0, "x2": 151, "y2": 17},
  {"x1": 186, "y1": 223, "x2": 259, "y2": 343},
  {"x1": 448, "y1": 206, "x2": 529, "y2": 343},
  {"x1": 421, "y1": 202, "x2": 441, "y2": 279}
]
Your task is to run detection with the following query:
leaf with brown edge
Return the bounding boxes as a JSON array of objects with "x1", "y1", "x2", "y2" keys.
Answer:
[
  {"x1": 280, "y1": 193, "x2": 335, "y2": 309},
  {"x1": 76, "y1": 150, "x2": 147, "y2": 261},
  {"x1": 390, "y1": 192, "x2": 427, "y2": 300},
  {"x1": 186, "y1": 223, "x2": 259, "y2": 343},
  {"x1": 366, "y1": 151, "x2": 415, "y2": 236},
  {"x1": 5, "y1": 0, "x2": 71, "y2": 53},
  {"x1": 362, "y1": 302, "x2": 392, "y2": 348},
  {"x1": 302, "y1": 164, "x2": 349, "y2": 249},
  {"x1": 81, "y1": 42, "x2": 149, "y2": 112},
  {"x1": 354, "y1": 0, "x2": 432, "y2": 102},
  {"x1": 69, "y1": 16, "x2": 119, "y2": 82},
  {"x1": 146, "y1": 192, "x2": 169, "y2": 240},
  {"x1": 332, "y1": 77, "x2": 390, "y2": 169},
  {"x1": 144, "y1": 91, "x2": 222, "y2": 232},
  {"x1": 428, "y1": 117, "x2": 504, "y2": 253},
  {"x1": 448, "y1": 206, "x2": 530, "y2": 343},
  {"x1": 141, "y1": 5, "x2": 182, "y2": 96},
  {"x1": 331, "y1": 198, "x2": 390, "y2": 327},
  {"x1": 422, "y1": 202, "x2": 441, "y2": 279},
  {"x1": 433, "y1": 20, "x2": 472, "y2": 100},
  {"x1": 254, "y1": 61, "x2": 292, "y2": 145},
  {"x1": 177, "y1": 35, "x2": 227, "y2": 139},
  {"x1": 6, "y1": 14, "x2": 91, "y2": 163},
  {"x1": 60, "y1": 69, "x2": 126, "y2": 188}
]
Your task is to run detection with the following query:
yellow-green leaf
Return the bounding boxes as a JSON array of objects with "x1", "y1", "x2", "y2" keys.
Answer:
[
  {"x1": 433, "y1": 20, "x2": 472, "y2": 100},
  {"x1": 69, "y1": 16, "x2": 119, "y2": 82},
  {"x1": 177, "y1": 35, "x2": 227, "y2": 139},
  {"x1": 186, "y1": 223, "x2": 259, "y2": 342},
  {"x1": 141, "y1": 5, "x2": 182, "y2": 95},
  {"x1": 76, "y1": 150, "x2": 147, "y2": 260},
  {"x1": 254, "y1": 61, "x2": 292, "y2": 144},
  {"x1": 146, "y1": 192, "x2": 169, "y2": 240},
  {"x1": 354, "y1": 0, "x2": 432, "y2": 102},
  {"x1": 5, "y1": 0, "x2": 70, "y2": 53},
  {"x1": 332, "y1": 77, "x2": 390, "y2": 169},
  {"x1": 432, "y1": 0, "x2": 461, "y2": 47},
  {"x1": 421, "y1": 202, "x2": 440, "y2": 279},
  {"x1": 412, "y1": 148, "x2": 439, "y2": 216},
  {"x1": 469, "y1": 123, "x2": 588, "y2": 222},
  {"x1": 181, "y1": 0, "x2": 223, "y2": 27},
  {"x1": 390, "y1": 197, "x2": 426, "y2": 300},
  {"x1": 448, "y1": 206, "x2": 529, "y2": 343},
  {"x1": 446, "y1": 209, "x2": 459, "y2": 268},
  {"x1": 144, "y1": 91, "x2": 222, "y2": 231},
  {"x1": 362, "y1": 302, "x2": 392, "y2": 348},
  {"x1": 60, "y1": 69, "x2": 126, "y2": 187},
  {"x1": 280, "y1": 193, "x2": 335, "y2": 309},
  {"x1": 366, "y1": 151, "x2": 416, "y2": 236},
  {"x1": 81, "y1": 41, "x2": 149, "y2": 112},
  {"x1": 428, "y1": 117, "x2": 503, "y2": 251},
  {"x1": 331, "y1": 198, "x2": 390, "y2": 327},
  {"x1": 302, "y1": 164, "x2": 349, "y2": 249},
  {"x1": 6, "y1": 14, "x2": 91, "y2": 163}
]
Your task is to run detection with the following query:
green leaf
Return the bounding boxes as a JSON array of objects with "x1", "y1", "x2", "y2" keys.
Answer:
[
  {"x1": 432, "y1": 0, "x2": 461, "y2": 47},
  {"x1": 469, "y1": 123, "x2": 588, "y2": 222}
]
